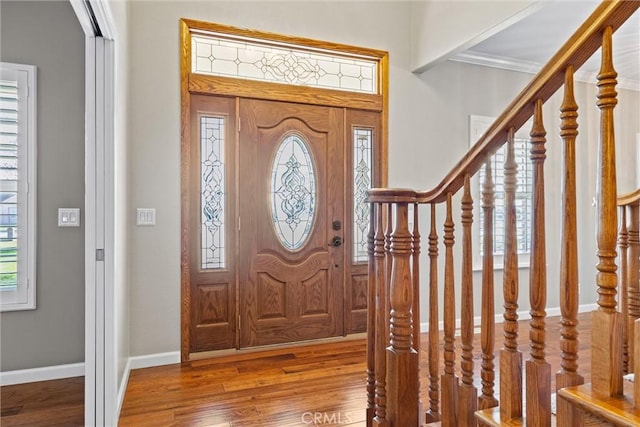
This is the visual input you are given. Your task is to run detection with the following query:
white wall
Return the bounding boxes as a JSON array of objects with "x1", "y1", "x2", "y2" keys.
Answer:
[
  {"x1": 410, "y1": 0, "x2": 540, "y2": 72},
  {"x1": 128, "y1": 0, "x2": 425, "y2": 356},
  {"x1": 127, "y1": 1, "x2": 640, "y2": 357},
  {"x1": 415, "y1": 59, "x2": 639, "y2": 320},
  {"x1": 107, "y1": 0, "x2": 130, "y2": 394}
]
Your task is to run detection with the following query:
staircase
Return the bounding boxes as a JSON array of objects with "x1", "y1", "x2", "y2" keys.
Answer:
[{"x1": 364, "y1": 1, "x2": 640, "y2": 426}]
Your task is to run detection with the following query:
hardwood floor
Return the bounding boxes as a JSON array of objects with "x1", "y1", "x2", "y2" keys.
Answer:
[
  {"x1": 0, "y1": 376, "x2": 83, "y2": 426},
  {"x1": 0, "y1": 313, "x2": 594, "y2": 426}
]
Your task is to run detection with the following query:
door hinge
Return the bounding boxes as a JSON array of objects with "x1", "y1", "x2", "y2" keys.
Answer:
[
  {"x1": 238, "y1": 314, "x2": 241, "y2": 331},
  {"x1": 96, "y1": 249, "x2": 104, "y2": 261},
  {"x1": 237, "y1": 117, "x2": 241, "y2": 133},
  {"x1": 238, "y1": 216, "x2": 241, "y2": 231}
]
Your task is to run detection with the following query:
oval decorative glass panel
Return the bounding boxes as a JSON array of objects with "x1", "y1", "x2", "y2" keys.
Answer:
[{"x1": 270, "y1": 134, "x2": 316, "y2": 250}]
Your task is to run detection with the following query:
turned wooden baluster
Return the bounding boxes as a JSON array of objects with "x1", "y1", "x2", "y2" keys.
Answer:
[
  {"x1": 441, "y1": 193, "x2": 458, "y2": 427},
  {"x1": 628, "y1": 203, "x2": 640, "y2": 372},
  {"x1": 480, "y1": 158, "x2": 498, "y2": 410},
  {"x1": 619, "y1": 208, "x2": 629, "y2": 374},
  {"x1": 555, "y1": 66, "x2": 585, "y2": 427},
  {"x1": 372, "y1": 202, "x2": 388, "y2": 427},
  {"x1": 500, "y1": 128, "x2": 523, "y2": 421},
  {"x1": 386, "y1": 201, "x2": 419, "y2": 426},
  {"x1": 411, "y1": 204, "x2": 423, "y2": 421},
  {"x1": 459, "y1": 175, "x2": 477, "y2": 426},
  {"x1": 366, "y1": 202, "x2": 377, "y2": 426},
  {"x1": 593, "y1": 25, "x2": 623, "y2": 398},
  {"x1": 526, "y1": 98, "x2": 551, "y2": 427},
  {"x1": 636, "y1": 318, "x2": 640, "y2": 409},
  {"x1": 385, "y1": 204, "x2": 393, "y2": 319},
  {"x1": 425, "y1": 203, "x2": 440, "y2": 423}
]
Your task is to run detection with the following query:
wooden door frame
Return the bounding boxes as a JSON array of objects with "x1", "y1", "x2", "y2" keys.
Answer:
[{"x1": 180, "y1": 18, "x2": 389, "y2": 361}]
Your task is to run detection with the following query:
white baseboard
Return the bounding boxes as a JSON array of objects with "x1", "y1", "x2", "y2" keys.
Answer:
[
  {"x1": 0, "y1": 362, "x2": 84, "y2": 386},
  {"x1": 115, "y1": 357, "x2": 132, "y2": 420},
  {"x1": 129, "y1": 351, "x2": 180, "y2": 370},
  {"x1": 420, "y1": 302, "x2": 599, "y2": 334},
  {"x1": 114, "y1": 351, "x2": 180, "y2": 419}
]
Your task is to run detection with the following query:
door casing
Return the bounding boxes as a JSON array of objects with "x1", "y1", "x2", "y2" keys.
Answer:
[{"x1": 180, "y1": 19, "x2": 389, "y2": 361}]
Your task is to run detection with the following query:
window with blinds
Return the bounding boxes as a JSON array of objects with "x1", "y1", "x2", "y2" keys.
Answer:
[
  {"x1": 0, "y1": 62, "x2": 36, "y2": 311},
  {"x1": 478, "y1": 138, "x2": 533, "y2": 256},
  {"x1": 469, "y1": 115, "x2": 532, "y2": 270}
]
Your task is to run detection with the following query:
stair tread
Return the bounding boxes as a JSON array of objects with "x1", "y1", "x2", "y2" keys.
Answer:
[
  {"x1": 557, "y1": 381, "x2": 640, "y2": 427},
  {"x1": 475, "y1": 407, "x2": 556, "y2": 427}
]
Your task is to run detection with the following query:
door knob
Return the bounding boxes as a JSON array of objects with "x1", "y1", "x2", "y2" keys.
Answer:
[{"x1": 329, "y1": 236, "x2": 342, "y2": 247}]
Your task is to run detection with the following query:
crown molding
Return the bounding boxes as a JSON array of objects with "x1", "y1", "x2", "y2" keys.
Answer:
[{"x1": 450, "y1": 50, "x2": 640, "y2": 92}]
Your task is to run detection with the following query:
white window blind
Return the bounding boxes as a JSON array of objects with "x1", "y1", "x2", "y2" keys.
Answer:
[
  {"x1": 0, "y1": 62, "x2": 36, "y2": 311},
  {"x1": 470, "y1": 115, "x2": 532, "y2": 270}
]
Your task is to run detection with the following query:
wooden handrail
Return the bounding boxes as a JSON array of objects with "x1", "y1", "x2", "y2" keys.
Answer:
[
  {"x1": 367, "y1": 0, "x2": 639, "y2": 205},
  {"x1": 366, "y1": 2, "x2": 639, "y2": 425},
  {"x1": 618, "y1": 189, "x2": 640, "y2": 206}
]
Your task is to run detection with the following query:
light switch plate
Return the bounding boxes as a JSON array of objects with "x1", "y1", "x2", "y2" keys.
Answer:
[
  {"x1": 136, "y1": 208, "x2": 156, "y2": 226},
  {"x1": 58, "y1": 208, "x2": 81, "y2": 227}
]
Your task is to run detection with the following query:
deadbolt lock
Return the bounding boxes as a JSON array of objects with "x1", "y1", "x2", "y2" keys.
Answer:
[
  {"x1": 332, "y1": 220, "x2": 342, "y2": 231},
  {"x1": 329, "y1": 236, "x2": 342, "y2": 247}
]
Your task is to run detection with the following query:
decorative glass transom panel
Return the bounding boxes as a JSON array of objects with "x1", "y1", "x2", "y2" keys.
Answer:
[
  {"x1": 271, "y1": 134, "x2": 316, "y2": 251},
  {"x1": 200, "y1": 115, "x2": 226, "y2": 269},
  {"x1": 191, "y1": 34, "x2": 378, "y2": 94},
  {"x1": 353, "y1": 128, "x2": 373, "y2": 262}
]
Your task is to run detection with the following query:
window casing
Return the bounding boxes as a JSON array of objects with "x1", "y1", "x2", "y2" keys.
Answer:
[
  {"x1": 470, "y1": 115, "x2": 532, "y2": 270},
  {"x1": 0, "y1": 62, "x2": 37, "y2": 311}
]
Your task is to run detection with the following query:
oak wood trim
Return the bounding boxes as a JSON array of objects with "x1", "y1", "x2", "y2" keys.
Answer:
[
  {"x1": 181, "y1": 18, "x2": 389, "y2": 359},
  {"x1": 189, "y1": 74, "x2": 383, "y2": 112},
  {"x1": 180, "y1": 19, "x2": 192, "y2": 362},
  {"x1": 181, "y1": 18, "x2": 389, "y2": 61}
]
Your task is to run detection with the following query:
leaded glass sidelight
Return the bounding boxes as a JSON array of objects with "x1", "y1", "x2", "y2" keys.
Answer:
[
  {"x1": 271, "y1": 134, "x2": 316, "y2": 251},
  {"x1": 353, "y1": 128, "x2": 373, "y2": 262},
  {"x1": 201, "y1": 116, "x2": 226, "y2": 269}
]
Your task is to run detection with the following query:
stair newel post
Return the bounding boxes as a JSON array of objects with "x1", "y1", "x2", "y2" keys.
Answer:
[
  {"x1": 480, "y1": 158, "x2": 498, "y2": 410},
  {"x1": 500, "y1": 128, "x2": 523, "y2": 421},
  {"x1": 526, "y1": 98, "x2": 551, "y2": 427},
  {"x1": 619, "y1": 207, "x2": 629, "y2": 374},
  {"x1": 556, "y1": 65, "x2": 585, "y2": 427},
  {"x1": 593, "y1": 25, "x2": 623, "y2": 398},
  {"x1": 386, "y1": 199, "x2": 419, "y2": 427},
  {"x1": 628, "y1": 203, "x2": 640, "y2": 371},
  {"x1": 459, "y1": 175, "x2": 478, "y2": 426},
  {"x1": 441, "y1": 193, "x2": 459, "y2": 427},
  {"x1": 373, "y1": 201, "x2": 389, "y2": 427},
  {"x1": 425, "y1": 203, "x2": 441, "y2": 423}
]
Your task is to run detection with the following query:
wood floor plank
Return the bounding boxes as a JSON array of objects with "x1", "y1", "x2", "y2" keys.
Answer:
[{"x1": 1, "y1": 313, "x2": 598, "y2": 426}]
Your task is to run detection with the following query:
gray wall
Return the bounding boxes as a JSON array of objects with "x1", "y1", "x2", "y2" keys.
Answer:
[{"x1": 0, "y1": 0, "x2": 85, "y2": 371}]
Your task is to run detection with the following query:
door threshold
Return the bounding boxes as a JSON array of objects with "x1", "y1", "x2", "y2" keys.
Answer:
[{"x1": 188, "y1": 332, "x2": 367, "y2": 362}]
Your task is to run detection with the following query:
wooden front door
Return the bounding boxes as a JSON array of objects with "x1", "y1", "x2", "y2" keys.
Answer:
[{"x1": 238, "y1": 99, "x2": 344, "y2": 347}]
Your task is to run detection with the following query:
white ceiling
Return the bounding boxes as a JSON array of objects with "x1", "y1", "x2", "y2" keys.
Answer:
[{"x1": 453, "y1": 1, "x2": 640, "y2": 90}]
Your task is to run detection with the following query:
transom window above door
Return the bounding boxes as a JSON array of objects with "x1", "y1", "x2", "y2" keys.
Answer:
[{"x1": 190, "y1": 32, "x2": 379, "y2": 94}]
